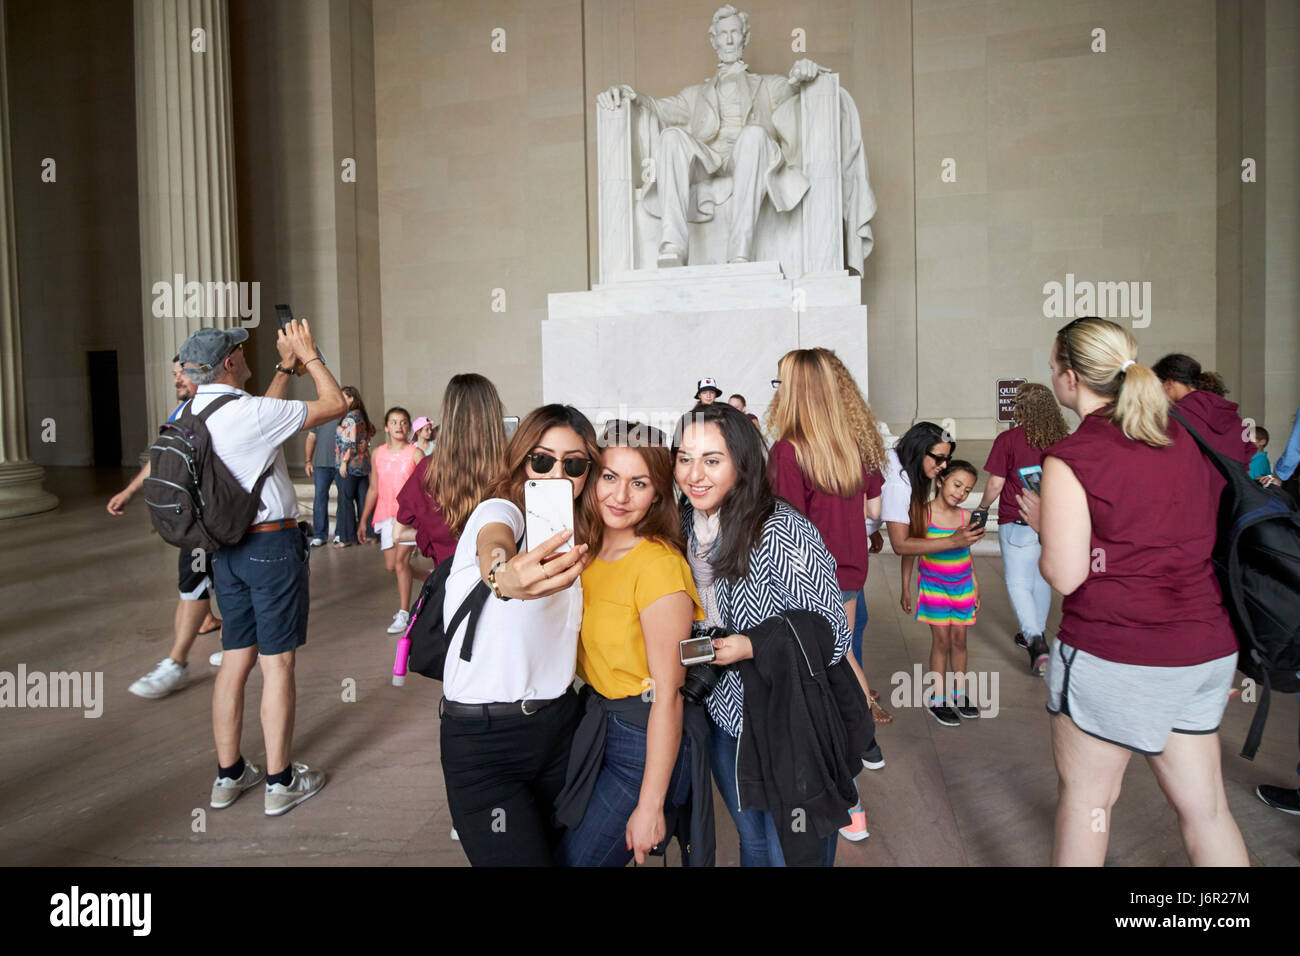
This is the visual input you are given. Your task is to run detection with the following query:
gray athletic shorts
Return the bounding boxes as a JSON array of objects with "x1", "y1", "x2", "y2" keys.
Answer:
[{"x1": 1045, "y1": 639, "x2": 1237, "y2": 755}]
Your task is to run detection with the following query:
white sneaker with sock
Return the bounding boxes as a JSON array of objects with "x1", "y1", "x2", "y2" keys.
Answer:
[
  {"x1": 387, "y1": 609, "x2": 411, "y2": 634},
  {"x1": 128, "y1": 658, "x2": 189, "y2": 699}
]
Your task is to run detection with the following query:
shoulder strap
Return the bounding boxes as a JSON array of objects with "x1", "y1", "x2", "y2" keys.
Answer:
[
  {"x1": 453, "y1": 534, "x2": 526, "y2": 664},
  {"x1": 1168, "y1": 407, "x2": 1237, "y2": 482},
  {"x1": 194, "y1": 392, "x2": 241, "y2": 422}
]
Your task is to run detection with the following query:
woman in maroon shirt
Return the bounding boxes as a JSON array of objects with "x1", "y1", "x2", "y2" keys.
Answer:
[
  {"x1": 393, "y1": 374, "x2": 508, "y2": 564},
  {"x1": 976, "y1": 383, "x2": 1069, "y2": 674},
  {"x1": 1153, "y1": 353, "x2": 1255, "y2": 466},
  {"x1": 1022, "y1": 318, "x2": 1246, "y2": 867},
  {"x1": 766, "y1": 348, "x2": 891, "y2": 737}
]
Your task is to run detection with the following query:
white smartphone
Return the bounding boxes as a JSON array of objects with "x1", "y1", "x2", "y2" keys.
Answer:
[
  {"x1": 679, "y1": 636, "x2": 717, "y2": 666},
  {"x1": 524, "y1": 479, "x2": 575, "y2": 553}
]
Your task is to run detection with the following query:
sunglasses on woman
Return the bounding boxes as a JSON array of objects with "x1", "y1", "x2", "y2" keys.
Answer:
[
  {"x1": 926, "y1": 452, "x2": 952, "y2": 466},
  {"x1": 527, "y1": 453, "x2": 591, "y2": 478}
]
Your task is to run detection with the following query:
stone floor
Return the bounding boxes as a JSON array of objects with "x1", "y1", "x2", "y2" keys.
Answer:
[{"x1": 0, "y1": 467, "x2": 1296, "y2": 867}]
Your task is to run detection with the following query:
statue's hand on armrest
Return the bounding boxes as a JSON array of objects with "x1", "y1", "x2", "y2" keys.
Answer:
[
  {"x1": 597, "y1": 84, "x2": 638, "y2": 110},
  {"x1": 787, "y1": 58, "x2": 826, "y2": 87}
]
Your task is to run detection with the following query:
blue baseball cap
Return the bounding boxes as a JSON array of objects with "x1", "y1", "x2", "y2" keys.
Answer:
[{"x1": 178, "y1": 327, "x2": 249, "y2": 373}]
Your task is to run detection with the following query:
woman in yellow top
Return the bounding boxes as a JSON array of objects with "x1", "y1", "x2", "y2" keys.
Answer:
[{"x1": 554, "y1": 421, "x2": 714, "y2": 866}]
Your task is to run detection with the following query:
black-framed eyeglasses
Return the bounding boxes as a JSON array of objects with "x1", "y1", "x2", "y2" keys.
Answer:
[
  {"x1": 770, "y1": 379, "x2": 782, "y2": 388},
  {"x1": 527, "y1": 453, "x2": 590, "y2": 478},
  {"x1": 926, "y1": 452, "x2": 952, "y2": 466}
]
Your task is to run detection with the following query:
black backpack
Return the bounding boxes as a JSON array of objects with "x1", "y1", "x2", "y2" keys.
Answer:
[
  {"x1": 144, "y1": 394, "x2": 271, "y2": 552},
  {"x1": 1171, "y1": 408, "x2": 1300, "y2": 759}
]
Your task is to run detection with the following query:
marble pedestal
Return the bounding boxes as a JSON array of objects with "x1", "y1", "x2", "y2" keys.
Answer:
[{"x1": 542, "y1": 261, "x2": 866, "y2": 431}]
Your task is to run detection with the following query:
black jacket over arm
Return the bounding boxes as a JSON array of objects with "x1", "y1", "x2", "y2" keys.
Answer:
[{"x1": 736, "y1": 609, "x2": 873, "y2": 865}]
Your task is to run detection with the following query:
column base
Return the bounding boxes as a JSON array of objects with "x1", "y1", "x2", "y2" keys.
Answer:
[{"x1": 0, "y1": 461, "x2": 59, "y2": 519}]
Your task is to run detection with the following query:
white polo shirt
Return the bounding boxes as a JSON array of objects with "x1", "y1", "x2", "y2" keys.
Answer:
[
  {"x1": 880, "y1": 448, "x2": 913, "y2": 525},
  {"x1": 192, "y1": 384, "x2": 308, "y2": 525},
  {"x1": 441, "y1": 498, "x2": 582, "y2": 704}
]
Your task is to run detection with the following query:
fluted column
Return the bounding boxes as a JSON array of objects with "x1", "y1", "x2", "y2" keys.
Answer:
[
  {"x1": 134, "y1": 0, "x2": 240, "y2": 443},
  {"x1": 0, "y1": 0, "x2": 58, "y2": 520}
]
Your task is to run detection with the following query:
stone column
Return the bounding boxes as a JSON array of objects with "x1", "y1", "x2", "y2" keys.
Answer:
[
  {"x1": 0, "y1": 0, "x2": 58, "y2": 520},
  {"x1": 134, "y1": 0, "x2": 241, "y2": 443}
]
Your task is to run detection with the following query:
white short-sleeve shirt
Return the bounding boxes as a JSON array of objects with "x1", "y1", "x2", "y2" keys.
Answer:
[
  {"x1": 441, "y1": 498, "x2": 582, "y2": 704},
  {"x1": 880, "y1": 448, "x2": 913, "y2": 526},
  {"x1": 192, "y1": 384, "x2": 308, "y2": 525}
]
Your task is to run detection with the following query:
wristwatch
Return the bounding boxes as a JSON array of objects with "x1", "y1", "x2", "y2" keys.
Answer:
[
  {"x1": 274, "y1": 362, "x2": 298, "y2": 376},
  {"x1": 487, "y1": 559, "x2": 511, "y2": 601}
]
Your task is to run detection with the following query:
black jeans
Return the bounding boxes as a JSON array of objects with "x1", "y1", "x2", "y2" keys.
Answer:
[{"x1": 440, "y1": 689, "x2": 581, "y2": 866}]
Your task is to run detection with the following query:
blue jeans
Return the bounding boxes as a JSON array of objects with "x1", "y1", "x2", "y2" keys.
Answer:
[
  {"x1": 310, "y1": 466, "x2": 339, "y2": 540},
  {"x1": 556, "y1": 712, "x2": 692, "y2": 867},
  {"x1": 709, "y1": 722, "x2": 836, "y2": 867},
  {"x1": 842, "y1": 588, "x2": 868, "y2": 665},
  {"x1": 335, "y1": 473, "x2": 369, "y2": 543},
  {"x1": 999, "y1": 522, "x2": 1051, "y2": 639}
]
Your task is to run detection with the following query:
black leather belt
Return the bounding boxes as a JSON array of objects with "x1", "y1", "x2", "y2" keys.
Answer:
[
  {"x1": 1013, "y1": 519, "x2": 1029, "y2": 526},
  {"x1": 440, "y1": 696, "x2": 561, "y2": 718}
]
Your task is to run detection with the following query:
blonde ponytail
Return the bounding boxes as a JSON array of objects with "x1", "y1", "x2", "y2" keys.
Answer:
[{"x1": 1054, "y1": 318, "x2": 1170, "y2": 447}]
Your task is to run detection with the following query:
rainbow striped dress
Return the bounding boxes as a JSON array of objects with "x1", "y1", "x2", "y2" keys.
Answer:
[{"x1": 915, "y1": 509, "x2": 976, "y2": 626}]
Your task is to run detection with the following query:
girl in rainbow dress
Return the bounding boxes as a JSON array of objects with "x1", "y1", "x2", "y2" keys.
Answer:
[{"x1": 900, "y1": 460, "x2": 981, "y2": 727}]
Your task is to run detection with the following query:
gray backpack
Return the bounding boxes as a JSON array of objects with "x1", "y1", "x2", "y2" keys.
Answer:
[{"x1": 144, "y1": 394, "x2": 271, "y2": 551}]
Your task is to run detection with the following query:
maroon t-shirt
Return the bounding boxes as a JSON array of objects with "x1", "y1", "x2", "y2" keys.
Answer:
[
  {"x1": 1175, "y1": 390, "x2": 1255, "y2": 466},
  {"x1": 395, "y1": 456, "x2": 458, "y2": 563},
  {"x1": 983, "y1": 426, "x2": 1048, "y2": 524},
  {"x1": 1047, "y1": 410, "x2": 1235, "y2": 666},
  {"x1": 768, "y1": 439, "x2": 885, "y2": 591}
]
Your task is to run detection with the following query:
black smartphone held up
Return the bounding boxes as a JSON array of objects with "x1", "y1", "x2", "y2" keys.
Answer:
[
  {"x1": 1018, "y1": 464, "x2": 1043, "y2": 495},
  {"x1": 274, "y1": 303, "x2": 326, "y2": 368},
  {"x1": 968, "y1": 508, "x2": 989, "y2": 530}
]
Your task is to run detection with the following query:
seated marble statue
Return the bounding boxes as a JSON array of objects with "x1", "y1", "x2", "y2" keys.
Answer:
[{"x1": 597, "y1": 3, "x2": 875, "y2": 271}]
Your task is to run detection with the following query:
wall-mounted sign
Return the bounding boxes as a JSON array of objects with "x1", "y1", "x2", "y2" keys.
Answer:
[{"x1": 996, "y1": 378, "x2": 1026, "y2": 423}]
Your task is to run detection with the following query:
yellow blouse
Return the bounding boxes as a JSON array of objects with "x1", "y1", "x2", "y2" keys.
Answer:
[{"x1": 577, "y1": 538, "x2": 704, "y2": 700}]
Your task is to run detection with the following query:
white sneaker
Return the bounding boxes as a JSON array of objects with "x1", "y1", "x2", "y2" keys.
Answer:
[
  {"x1": 128, "y1": 658, "x2": 189, "y2": 699},
  {"x1": 387, "y1": 609, "x2": 411, "y2": 634},
  {"x1": 450, "y1": 827, "x2": 460, "y2": 841},
  {"x1": 209, "y1": 651, "x2": 224, "y2": 667},
  {"x1": 264, "y1": 762, "x2": 327, "y2": 816},
  {"x1": 309, "y1": 538, "x2": 324, "y2": 548}
]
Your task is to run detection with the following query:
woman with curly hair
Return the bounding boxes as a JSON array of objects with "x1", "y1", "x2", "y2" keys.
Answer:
[
  {"x1": 1152, "y1": 353, "x2": 1254, "y2": 466},
  {"x1": 976, "y1": 382, "x2": 1070, "y2": 675},
  {"x1": 766, "y1": 349, "x2": 889, "y2": 811}
]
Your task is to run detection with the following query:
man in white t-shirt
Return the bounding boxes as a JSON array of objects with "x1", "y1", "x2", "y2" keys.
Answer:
[{"x1": 178, "y1": 321, "x2": 346, "y2": 817}]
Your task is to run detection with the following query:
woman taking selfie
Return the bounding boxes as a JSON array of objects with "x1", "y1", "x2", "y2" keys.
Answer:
[
  {"x1": 554, "y1": 421, "x2": 713, "y2": 867},
  {"x1": 766, "y1": 348, "x2": 891, "y2": 744},
  {"x1": 675, "y1": 402, "x2": 863, "y2": 867},
  {"x1": 1023, "y1": 318, "x2": 1247, "y2": 866},
  {"x1": 394, "y1": 374, "x2": 506, "y2": 564},
  {"x1": 975, "y1": 382, "x2": 1070, "y2": 674},
  {"x1": 438, "y1": 404, "x2": 600, "y2": 866}
]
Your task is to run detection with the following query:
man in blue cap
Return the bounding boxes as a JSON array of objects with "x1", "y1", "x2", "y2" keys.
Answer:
[{"x1": 179, "y1": 319, "x2": 346, "y2": 816}]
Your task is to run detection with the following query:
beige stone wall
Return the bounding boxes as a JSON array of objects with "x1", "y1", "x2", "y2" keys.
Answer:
[
  {"x1": 1261, "y1": 0, "x2": 1298, "y2": 438},
  {"x1": 9, "y1": 0, "x2": 145, "y2": 466},
  {"x1": 230, "y1": 0, "x2": 384, "y2": 457},
  {"x1": 372, "y1": 0, "x2": 589, "y2": 419}
]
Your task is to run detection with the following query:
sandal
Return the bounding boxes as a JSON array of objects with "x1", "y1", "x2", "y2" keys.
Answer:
[{"x1": 870, "y1": 699, "x2": 894, "y2": 724}]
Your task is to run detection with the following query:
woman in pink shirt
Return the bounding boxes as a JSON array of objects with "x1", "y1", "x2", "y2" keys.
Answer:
[
  {"x1": 360, "y1": 407, "x2": 423, "y2": 634},
  {"x1": 1022, "y1": 318, "x2": 1247, "y2": 867}
]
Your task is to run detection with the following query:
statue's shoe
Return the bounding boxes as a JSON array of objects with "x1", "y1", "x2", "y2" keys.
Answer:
[{"x1": 657, "y1": 244, "x2": 684, "y2": 267}]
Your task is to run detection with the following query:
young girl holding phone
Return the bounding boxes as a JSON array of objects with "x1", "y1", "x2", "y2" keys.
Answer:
[
  {"x1": 437, "y1": 404, "x2": 599, "y2": 866},
  {"x1": 554, "y1": 422, "x2": 713, "y2": 866},
  {"x1": 901, "y1": 461, "x2": 982, "y2": 725}
]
